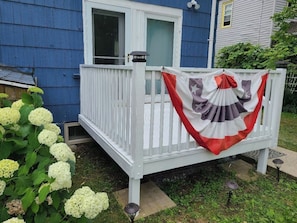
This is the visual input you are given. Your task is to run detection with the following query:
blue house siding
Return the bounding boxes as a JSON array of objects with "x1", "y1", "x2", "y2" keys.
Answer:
[
  {"x1": 0, "y1": 0, "x2": 83, "y2": 124},
  {"x1": 134, "y1": 0, "x2": 212, "y2": 67},
  {"x1": 1, "y1": 0, "x2": 214, "y2": 126}
]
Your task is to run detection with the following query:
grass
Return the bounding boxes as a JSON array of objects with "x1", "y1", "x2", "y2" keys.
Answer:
[
  {"x1": 71, "y1": 112, "x2": 297, "y2": 223},
  {"x1": 278, "y1": 112, "x2": 297, "y2": 152}
]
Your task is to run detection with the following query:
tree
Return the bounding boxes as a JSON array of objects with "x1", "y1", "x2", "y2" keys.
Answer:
[{"x1": 266, "y1": 0, "x2": 297, "y2": 69}]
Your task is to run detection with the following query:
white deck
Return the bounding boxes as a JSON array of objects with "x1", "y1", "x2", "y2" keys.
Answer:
[{"x1": 79, "y1": 63, "x2": 286, "y2": 205}]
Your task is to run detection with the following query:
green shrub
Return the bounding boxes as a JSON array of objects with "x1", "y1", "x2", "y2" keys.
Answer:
[
  {"x1": 0, "y1": 88, "x2": 109, "y2": 223},
  {"x1": 215, "y1": 42, "x2": 270, "y2": 69}
]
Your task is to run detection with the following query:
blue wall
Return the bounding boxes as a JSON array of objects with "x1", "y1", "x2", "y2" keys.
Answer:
[
  {"x1": 0, "y1": 0, "x2": 212, "y2": 125},
  {"x1": 0, "y1": 0, "x2": 83, "y2": 125}
]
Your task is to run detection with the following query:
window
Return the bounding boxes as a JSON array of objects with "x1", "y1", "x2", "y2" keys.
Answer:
[
  {"x1": 93, "y1": 10, "x2": 125, "y2": 65},
  {"x1": 221, "y1": 1, "x2": 233, "y2": 28}
]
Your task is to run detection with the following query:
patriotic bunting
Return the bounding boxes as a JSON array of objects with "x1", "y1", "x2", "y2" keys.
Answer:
[{"x1": 162, "y1": 67, "x2": 268, "y2": 155}]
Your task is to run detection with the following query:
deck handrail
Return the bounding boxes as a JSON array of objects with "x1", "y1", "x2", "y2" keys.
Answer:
[
  {"x1": 79, "y1": 63, "x2": 286, "y2": 206},
  {"x1": 79, "y1": 63, "x2": 286, "y2": 169}
]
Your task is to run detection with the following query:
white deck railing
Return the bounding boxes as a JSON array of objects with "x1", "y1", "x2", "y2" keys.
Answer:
[
  {"x1": 79, "y1": 63, "x2": 286, "y2": 205},
  {"x1": 79, "y1": 64, "x2": 286, "y2": 163},
  {"x1": 80, "y1": 65, "x2": 134, "y2": 154}
]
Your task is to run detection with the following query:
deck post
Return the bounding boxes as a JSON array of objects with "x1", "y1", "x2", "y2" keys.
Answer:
[
  {"x1": 129, "y1": 51, "x2": 147, "y2": 205},
  {"x1": 128, "y1": 178, "x2": 141, "y2": 205},
  {"x1": 256, "y1": 147, "x2": 269, "y2": 174}
]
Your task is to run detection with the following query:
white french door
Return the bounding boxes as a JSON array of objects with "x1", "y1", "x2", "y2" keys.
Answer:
[{"x1": 83, "y1": 0, "x2": 182, "y2": 66}]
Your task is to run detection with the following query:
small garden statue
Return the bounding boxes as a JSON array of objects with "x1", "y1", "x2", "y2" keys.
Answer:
[{"x1": 0, "y1": 87, "x2": 109, "y2": 223}]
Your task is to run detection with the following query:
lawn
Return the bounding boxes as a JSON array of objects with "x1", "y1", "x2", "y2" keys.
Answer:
[
  {"x1": 278, "y1": 112, "x2": 297, "y2": 152},
  {"x1": 71, "y1": 112, "x2": 297, "y2": 223}
]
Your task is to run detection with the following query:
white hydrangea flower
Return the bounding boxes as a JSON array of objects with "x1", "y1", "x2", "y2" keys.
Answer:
[
  {"x1": 38, "y1": 129, "x2": 57, "y2": 147},
  {"x1": 44, "y1": 123, "x2": 61, "y2": 135},
  {"x1": 73, "y1": 186, "x2": 94, "y2": 197},
  {"x1": 49, "y1": 143, "x2": 76, "y2": 162},
  {"x1": 83, "y1": 193, "x2": 105, "y2": 219},
  {"x1": 97, "y1": 192, "x2": 109, "y2": 210},
  {"x1": 28, "y1": 107, "x2": 53, "y2": 126},
  {"x1": 64, "y1": 194, "x2": 84, "y2": 218},
  {"x1": 0, "y1": 180, "x2": 6, "y2": 196},
  {"x1": 0, "y1": 107, "x2": 21, "y2": 126},
  {"x1": 48, "y1": 161, "x2": 72, "y2": 191},
  {"x1": 11, "y1": 99, "x2": 24, "y2": 110},
  {"x1": 2, "y1": 217, "x2": 26, "y2": 223},
  {"x1": 64, "y1": 186, "x2": 109, "y2": 219},
  {"x1": 0, "y1": 159, "x2": 19, "y2": 178}
]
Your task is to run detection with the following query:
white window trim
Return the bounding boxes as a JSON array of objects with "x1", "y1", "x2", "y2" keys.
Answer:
[{"x1": 83, "y1": 0, "x2": 182, "y2": 66}]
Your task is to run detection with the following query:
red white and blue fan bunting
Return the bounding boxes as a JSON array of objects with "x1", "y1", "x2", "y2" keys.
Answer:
[{"x1": 162, "y1": 67, "x2": 268, "y2": 155}]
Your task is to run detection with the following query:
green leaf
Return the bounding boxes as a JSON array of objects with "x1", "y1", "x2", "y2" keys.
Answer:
[
  {"x1": 15, "y1": 176, "x2": 31, "y2": 195},
  {"x1": 48, "y1": 213, "x2": 63, "y2": 223},
  {"x1": 0, "y1": 205, "x2": 10, "y2": 221},
  {"x1": 68, "y1": 159, "x2": 76, "y2": 176},
  {"x1": 33, "y1": 172, "x2": 49, "y2": 186},
  {"x1": 28, "y1": 132, "x2": 41, "y2": 150},
  {"x1": 6, "y1": 137, "x2": 28, "y2": 148},
  {"x1": 21, "y1": 188, "x2": 36, "y2": 211},
  {"x1": 0, "y1": 141, "x2": 13, "y2": 159},
  {"x1": 21, "y1": 93, "x2": 33, "y2": 105},
  {"x1": 25, "y1": 151, "x2": 37, "y2": 168},
  {"x1": 3, "y1": 184, "x2": 15, "y2": 196},
  {"x1": 19, "y1": 104, "x2": 34, "y2": 124},
  {"x1": 31, "y1": 201, "x2": 40, "y2": 214},
  {"x1": 39, "y1": 146, "x2": 51, "y2": 157},
  {"x1": 2, "y1": 98, "x2": 12, "y2": 107},
  {"x1": 37, "y1": 157, "x2": 52, "y2": 169},
  {"x1": 34, "y1": 211, "x2": 47, "y2": 223},
  {"x1": 31, "y1": 93, "x2": 44, "y2": 107},
  {"x1": 51, "y1": 192, "x2": 62, "y2": 209},
  {"x1": 38, "y1": 184, "x2": 50, "y2": 203},
  {"x1": 18, "y1": 165, "x2": 30, "y2": 176},
  {"x1": 17, "y1": 124, "x2": 33, "y2": 138}
]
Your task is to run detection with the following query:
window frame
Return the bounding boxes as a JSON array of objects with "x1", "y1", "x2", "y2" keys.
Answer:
[{"x1": 221, "y1": 0, "x2": 233, "y2": 28}]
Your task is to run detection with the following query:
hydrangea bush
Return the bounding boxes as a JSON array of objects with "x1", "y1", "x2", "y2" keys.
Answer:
[{"x1": 0, "y1": 88, "x2": 109, "y2": 223}]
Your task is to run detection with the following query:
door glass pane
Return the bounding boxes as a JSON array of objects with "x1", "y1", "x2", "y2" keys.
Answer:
[
  {"x1": 146, "y1": 19, "x2": 174, "y2": 94},
  {"x1": 93, "y1": 10, "x2": 125, "y2": 65},
  {"x1": 146, "y1": 19, "x2": 174, "y2": 66}
]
